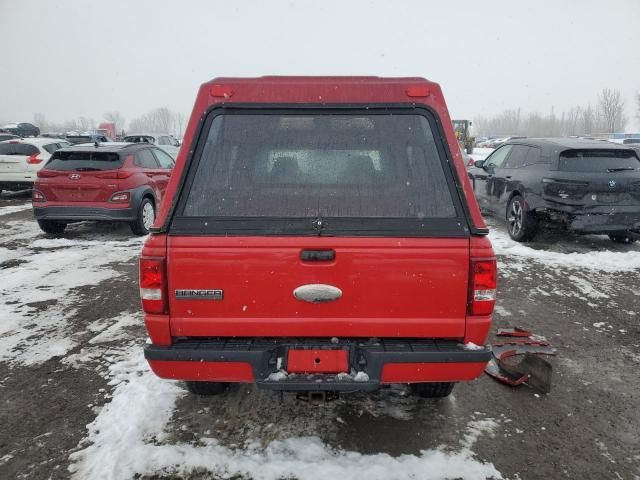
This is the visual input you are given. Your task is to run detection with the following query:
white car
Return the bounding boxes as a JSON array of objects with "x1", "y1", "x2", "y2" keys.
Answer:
[
  {"x1": 123, "y1": 133, "x2": 179, "y2": 158},
  {"x1": 0, "y1": 138, "x2": 70, "y2": 194}
]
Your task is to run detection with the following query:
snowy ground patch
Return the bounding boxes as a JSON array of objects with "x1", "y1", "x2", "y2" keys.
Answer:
[
  {"x1": 490, "y1": 227, "x2": 640, "y2": 272},
  {"x1": 0, "y1": 220, "x2": 143, "y2": 365},
  {"x1": 69, "y1": 347, "x2": 503, "y2": 480},
  {"x1": 0, "y1": 203, "x2": 32, "y2": 217}
]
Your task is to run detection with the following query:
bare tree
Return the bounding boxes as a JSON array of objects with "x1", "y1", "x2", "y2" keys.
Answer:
[
  {"x1": 33, "y1": 113, "x2": 49, "y2": 132},
  {"x1": 580, "y1": 105, "x2": 595, "y2": 135},
  {"x1": 597, "y1": 88, "x2": 626, "y2": 133},
  {"x1": 129, "y1": 107, "x2": 185, "y2": 134},
  {"x1": 76, "y1": 116, "x2": 95, "y2": 131},
  {"x1": 103, "y1": 111, "x2": 125, "y2": 133}
]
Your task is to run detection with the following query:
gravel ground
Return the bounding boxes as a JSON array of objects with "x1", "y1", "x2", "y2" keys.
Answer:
[{"x1": 0, "y1": 194, "x2": 639, "y2": 480}]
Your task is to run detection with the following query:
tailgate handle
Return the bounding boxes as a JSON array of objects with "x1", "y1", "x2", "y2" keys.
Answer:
[{"x1": 300, "y1": 249, "x2": 335, "y2": 262}]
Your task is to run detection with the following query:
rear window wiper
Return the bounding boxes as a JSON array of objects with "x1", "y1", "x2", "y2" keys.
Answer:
[
  {"x1": 74, "y1": 167, "x2": 101, "y2": 171},
  {"x1": 607, "y1": 167, "x2": 636, "y2": 172}
]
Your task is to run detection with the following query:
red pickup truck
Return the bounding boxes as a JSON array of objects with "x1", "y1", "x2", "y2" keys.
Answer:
[{"x1": 140, "y1": 76, "x2": 496, "y2": 398}]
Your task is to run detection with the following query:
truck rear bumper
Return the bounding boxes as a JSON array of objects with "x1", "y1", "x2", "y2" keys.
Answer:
[{"x1": 144, "y1": 338, "x2": 491, "y2": 391}]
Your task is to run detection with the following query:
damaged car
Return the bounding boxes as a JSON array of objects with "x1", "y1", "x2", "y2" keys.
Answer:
[{"x1": 468, "y1": 138, "x2": 640, "y2": 242}]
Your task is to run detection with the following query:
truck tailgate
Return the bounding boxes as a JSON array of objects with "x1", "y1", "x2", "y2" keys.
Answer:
[{"x1": 167, "y1": 236, "x2": 469, "y2": 338}]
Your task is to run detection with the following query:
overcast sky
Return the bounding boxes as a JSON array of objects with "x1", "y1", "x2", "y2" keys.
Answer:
[{"x1": 1, "y1": 0, "x2": 639, "y2": 130}]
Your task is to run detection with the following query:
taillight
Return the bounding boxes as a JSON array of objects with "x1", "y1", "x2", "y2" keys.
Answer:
[
  {"x1": 468, "y1": 259, "x2": 497, "y2": 316},
  {"x1": 37, "y1": 169, "x2": 58, "y2": 178},
  {"x1": 109, "y1": 191, "x2": 130, "y2": 203},
  {"x1": 27, "y1": 154, "x2": 43, "y2": 164},
  {"x1": 32, "y1": 190, "x2": 46, "y2": 202},
  {"x1": 140, "y1": 257, "x2": 167, "y2": 314},
  {"x1": 96, "y1": 170, "x2": 132, "y2": 179},
  {"x1": 97, "y1": 171, "x2": 118, "y2": 179}
]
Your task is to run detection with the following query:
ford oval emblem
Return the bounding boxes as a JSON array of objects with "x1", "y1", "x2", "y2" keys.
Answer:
[
  {"x1": 69, "y1": 173, "x2": 81, "y2": 180},
  {"x1": 293, "y1": 284, "x2": 342, "y2": 303},
  {"x1": 608, "y1": 180, "x2": 616, "y2": 188}
]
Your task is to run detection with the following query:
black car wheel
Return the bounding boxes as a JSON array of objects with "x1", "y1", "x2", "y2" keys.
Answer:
[
  {"x1": 507, "y1": 195, "x2": 538, "y2": 242},
  {"x1": 129, "y1": 197, "x2": 155, "y2": 235},
  {"x1": 608, "y1": 233, "x2": 637, "y2": 244},
  {"x1": 185, "y1": 381, "x2": 229, "y2": 396},
  {"x1": 411, "y1": 382, "x2": 455, "y2": 398},
  {"x1": 37, "y1": 219, "x2": 66, "y2": 235}
]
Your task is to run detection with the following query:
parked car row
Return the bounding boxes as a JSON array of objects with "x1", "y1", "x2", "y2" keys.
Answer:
[
  {"x1": 0, "y1": 134, "x2": 176, "y2": 235},
  {"x1": 467, "y1": 138, "x2": 640, "y2": 243},
  {"x1": 0, "y1": 138, "x2": 71, "y2": 194},
  {"x1": 1, "y1": 122, "x2": 41, "y2": 137},
  {"x1": 476, "y1": 136, "x2": 527, "y2": 149},
  {"x1": 32, "y1": 142, "x2": 175, "y2": 235}
]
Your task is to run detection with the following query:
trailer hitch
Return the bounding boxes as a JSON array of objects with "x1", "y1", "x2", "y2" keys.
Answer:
[{"x1": 296, "y1": 391, "x2": 340, "y2": 403}]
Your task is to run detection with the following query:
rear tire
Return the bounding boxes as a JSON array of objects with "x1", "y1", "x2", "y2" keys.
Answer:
[
  {"x1": 129, "y1": 197, "x2": 154, "y2": 235},
  {"x1": 37, "y1": 219, "x2": 66, "y2": 235},
  {"x1": 507, "y1": 195, "x2": 538, "y2": 242},
  {"x1": 608, "y1": 233, "x2": 637, "y2": 244},
  {"x1": 185, "y1": 381, "x2": 229, "y2": 396},
  {"x1": 411, "y1": 382, "x2": 455, "y2": 398}
]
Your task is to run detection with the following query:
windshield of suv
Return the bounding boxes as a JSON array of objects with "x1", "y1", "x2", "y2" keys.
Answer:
[
  {"x1": 558, "y1": 149, "x2": 640, "y2": 173},
  {"x1": 45, "y1": 151, "x2": 124, "y2": 171},
  {"x1": 180, "y1": 113, "x2": 457, "y2": 220}
]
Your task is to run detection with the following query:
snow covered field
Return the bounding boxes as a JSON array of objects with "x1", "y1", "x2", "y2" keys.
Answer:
[{"x1": 1, "y1": 198, "x2": 640, "y2": 480}]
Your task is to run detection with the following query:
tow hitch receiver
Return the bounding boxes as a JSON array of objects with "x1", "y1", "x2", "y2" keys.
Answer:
[{"x1": 296, "y1": 391, "x2": 340, "y2": 403}]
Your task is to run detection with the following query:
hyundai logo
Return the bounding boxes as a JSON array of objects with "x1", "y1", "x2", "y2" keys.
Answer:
[
  {"x1": 69, "y1": 174, "x2": 81, "y2": 180},
  {"x1": 608, "y1": 180, "x2": 616, "y2": 188}
]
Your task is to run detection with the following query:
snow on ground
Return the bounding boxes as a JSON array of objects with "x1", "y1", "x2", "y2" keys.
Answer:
[
  {"x1": 489, "y1": 227, "x2": 640, "y2": 273},
  {"x1": 69, "y1": 336, "x2": 503, "y2": 480},
  {"x1": 0, "y1": 203, "x2": 32, "y2": 217},
  {"x1": 0, "y1": 220, "x2": 143, "y2": 365}
]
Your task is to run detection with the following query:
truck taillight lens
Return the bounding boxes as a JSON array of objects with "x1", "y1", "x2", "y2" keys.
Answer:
[
  {"x1": 469, "y1": 259, "x2": 497, "y2": 315},
  {"x1": 140, "y1": 257, "x2": 167, "y2": 314}
]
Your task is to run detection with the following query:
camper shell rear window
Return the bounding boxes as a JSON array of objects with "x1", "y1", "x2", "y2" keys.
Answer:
[{"x1": 171, "y1": 107, "x2": 468, "y2": 237}]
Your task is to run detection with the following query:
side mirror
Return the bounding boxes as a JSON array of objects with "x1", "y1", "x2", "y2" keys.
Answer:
[{"x1": 474, "y1": 160, "x2": 485, "y2": 169}]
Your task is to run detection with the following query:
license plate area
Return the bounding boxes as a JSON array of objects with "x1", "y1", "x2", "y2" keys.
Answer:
[
  {"x1": 595, "y1": 193, "x2": 620, "y2": 203},
  {"x1": 287, "y1": 349, "x2": 349, "y2": 373}
]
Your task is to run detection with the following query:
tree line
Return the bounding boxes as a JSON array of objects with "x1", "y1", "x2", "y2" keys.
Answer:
[
  {"x1": 28, "y1": 107, "x2": 186, "y2": 137},
  {"x1": 475, "y1": 88, "x2": 638, "y2": 137}
]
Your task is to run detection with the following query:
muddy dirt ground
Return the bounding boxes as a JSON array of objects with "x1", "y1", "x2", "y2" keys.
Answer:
[{"x1": 1, "y1": 193, "x2": 639, "y2": 479}]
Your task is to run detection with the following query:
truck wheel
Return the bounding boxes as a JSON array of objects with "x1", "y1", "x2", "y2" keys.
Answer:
[
  {"x1": 411, "y1": 382, "x2": 455, "y2": 398},
  {"x1": 608, "y1": 233, "x2": 636, "y2": 244},
  {"x1": 37, "y1": 219, "x2": 66, "y2": 235},
  {"x1": 185, "y1": 381, "x2": 229, "y2": 396},
  {"x1": 129, "y1": 197, "x2": 154, "y2": 235},
  {"x1": 507, "y1": 195, "x2": 538, "y2": 242}
]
